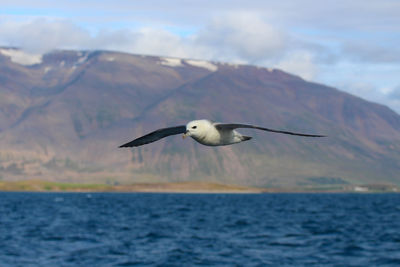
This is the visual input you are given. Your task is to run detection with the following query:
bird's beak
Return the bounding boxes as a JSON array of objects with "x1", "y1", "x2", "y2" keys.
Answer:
[{"x1": 182, "y1": 130, "x2": 190, "y2": 139}]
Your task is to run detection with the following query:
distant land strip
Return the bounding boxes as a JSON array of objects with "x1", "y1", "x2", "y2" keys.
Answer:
[
  {"x1": 0, "y1": 180, "x2": 399, "y2": 193},
  {"x1": 0, "y1": 180, "x2": 265, "y2": 193}
]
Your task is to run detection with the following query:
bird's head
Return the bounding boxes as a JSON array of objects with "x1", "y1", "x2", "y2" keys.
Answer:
[{"x1": 183, "y1": 119, "x2": 211, "y2": 139}]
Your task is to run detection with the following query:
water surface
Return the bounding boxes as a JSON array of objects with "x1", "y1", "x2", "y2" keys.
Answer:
[{"x1": 1, "y1": 193, "x2": 400, "y2": 266}]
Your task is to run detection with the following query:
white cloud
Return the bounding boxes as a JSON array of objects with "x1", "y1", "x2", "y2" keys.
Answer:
[
  {"x1": 0, "y1": 13, "x2": 289, "y2": 64},
  {"x1": 273, "y1": 51, "x2": 317, "y2": 80},
  {"x1": 0, "y1": 18, "x2": 91, "y2": 53},
  {"x1": 128, "y1": 27, "x2": 188, "y2": 58},
  {"x1": 390, "y1": 86, "x2": 400, "y2": 100},
  {"x1": 378, "y1": 85, "x2": 400, "y2": 114},
  {"x1": 342, "y1": 42, "x2": 400, "y2": 64},
  {"x1": 386, "y1": 85, "x2": 400, "y2": 114},
  {"x1": 196, "y1": 12, "x2": 287, "y2": 63}
]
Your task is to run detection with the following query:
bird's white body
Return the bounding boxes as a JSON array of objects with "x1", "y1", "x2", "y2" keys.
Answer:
[{"x1": 185, "y1": 120, "x2": 247, "y2": 146}]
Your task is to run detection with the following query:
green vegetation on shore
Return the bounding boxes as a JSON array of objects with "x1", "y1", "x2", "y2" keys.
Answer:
[
  {"x1": 0, "y1": 180, "x2": 264, "y2": 193},
  {"x1": 0, "y1": 180, "x2": 398, "y2": 193},
  {"x1": 0, "y1": 180, "x2": 113, "y2": 192}
]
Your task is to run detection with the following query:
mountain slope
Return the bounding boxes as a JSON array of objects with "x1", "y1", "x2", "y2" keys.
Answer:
[{"x1": 0, "y1": 49, "x2": 399, "y2": 188}]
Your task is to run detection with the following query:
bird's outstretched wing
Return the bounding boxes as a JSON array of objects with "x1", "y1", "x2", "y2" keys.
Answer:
[
  {"x1": 119, "y1": 125, "x2": 186, "y2": 147},
  {"x1": 214, "y1": 123, "x2": 325, "y2": 137}
]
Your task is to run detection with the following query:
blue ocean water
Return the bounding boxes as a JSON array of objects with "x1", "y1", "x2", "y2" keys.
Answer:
[{"x1": 1, "y1": 193, "x2": 400, "y2": 266}]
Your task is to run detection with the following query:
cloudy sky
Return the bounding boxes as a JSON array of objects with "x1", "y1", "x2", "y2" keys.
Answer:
[{"x1": 1, "y1": 0, "x2": 400, "y2": 113}]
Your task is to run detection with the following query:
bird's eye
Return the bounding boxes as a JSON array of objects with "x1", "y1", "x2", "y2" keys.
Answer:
[{"x1": 192, "y1": 126, "x2": 197, "y2": 129}]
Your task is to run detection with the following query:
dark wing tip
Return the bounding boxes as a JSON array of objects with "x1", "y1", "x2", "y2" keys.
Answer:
[
  {"x1": 301, "y1": 134, "x2": 327, "y2": 138},
  {"x1": 118, "y1": 137, "x2": 157, "y2": 148},
  {"x1": 118, "y1": 141, "x2": 136, "y2": 148},
  {"x1": 119, "y1": 125, "x2": 186, "y2": 148},
  {"x1": 119, "y1": 143, "x2": 131, "y2": 148}
]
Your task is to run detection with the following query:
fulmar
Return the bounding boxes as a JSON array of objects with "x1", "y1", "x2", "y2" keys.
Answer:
[{"x1": 119, "y1": 119, "x2": 325, "y2": 148}]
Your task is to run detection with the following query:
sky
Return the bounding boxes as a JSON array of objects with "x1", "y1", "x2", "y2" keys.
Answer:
[{"x1": 1, "y1": 0, "x2": 400, "y2": 113}]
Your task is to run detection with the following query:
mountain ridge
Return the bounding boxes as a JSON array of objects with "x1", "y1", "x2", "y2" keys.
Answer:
[{"x1": 0, "y1": 48, "x2": 399, "y2": 188}]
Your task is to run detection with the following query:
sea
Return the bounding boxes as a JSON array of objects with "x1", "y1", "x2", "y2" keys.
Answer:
[{"x1": 0, "y1": 193, "x2": 400, "y2": 266}]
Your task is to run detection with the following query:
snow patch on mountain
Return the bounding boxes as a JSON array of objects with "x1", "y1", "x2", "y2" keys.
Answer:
[
  {"x1": 0, "y1": 48, "x2": 42, "y2": 65},
  {"x1": 159, "y1": 57, "x2": 183, "y2": 67},
  {"x1": 185, "y1": 59, "x2": 218, "y2": 72}
]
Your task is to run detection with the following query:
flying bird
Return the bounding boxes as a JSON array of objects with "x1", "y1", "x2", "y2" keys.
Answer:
[{"x1": 119, "y1": 119, "x2": 325, "y2": 148}]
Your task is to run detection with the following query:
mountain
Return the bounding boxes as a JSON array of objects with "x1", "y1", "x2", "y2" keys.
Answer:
[{"x1": 1, "y1": 48, "x2": 400, "y2": 188}]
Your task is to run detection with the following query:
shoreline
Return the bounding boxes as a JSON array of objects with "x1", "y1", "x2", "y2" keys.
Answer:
[
  {"x1": 0, "y1": 180, "x2": 398, "y2": 193},
  {"x1": 0, "y1": 180, "x2": 265, "y2": 194}
]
